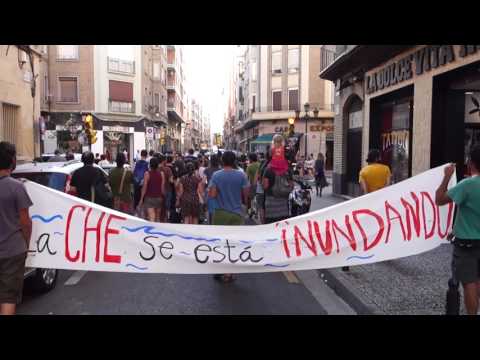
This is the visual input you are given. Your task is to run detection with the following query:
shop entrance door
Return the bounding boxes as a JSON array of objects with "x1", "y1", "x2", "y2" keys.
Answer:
[
  {"x1": 346, "y1": 129, "x2": 362, "y2": 196},
  {"x1": 103, "y1": 132, "x2": 129, "y2": 163},
  {"x1": 431, "y1": 61, "x2": 480, "y2": 180}
]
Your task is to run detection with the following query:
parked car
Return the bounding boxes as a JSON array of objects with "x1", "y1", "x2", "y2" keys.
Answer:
[
  {"x1": 39, "y1": 153, "x2": 82, "y2": 162},
  {"x1": 11, "y1": 160, "x2": 108, "y2": 294}
]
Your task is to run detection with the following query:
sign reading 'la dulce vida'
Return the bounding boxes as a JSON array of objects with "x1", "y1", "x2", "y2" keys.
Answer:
[{"x1": 366, "y1": 45, "x2": 480, "y2": 95}]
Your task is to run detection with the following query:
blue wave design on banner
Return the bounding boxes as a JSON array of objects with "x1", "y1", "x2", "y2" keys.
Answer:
[
  {"x1": 126, "y1": 263, "x2": 148, "y2": 271},
  {"x1": 264, "y1": 263, "x2": 290, "y2": 268},
  {"x1": 346, "y1": 254, "x2": 375, "y2": 261},
  {"x1": 121, "y1": 226, "x2": 221, "y2": 242},
  {"x1": 32, "y1": 214, "x2": 63, "y2": 223},
  {"x1": 53, "y1": 232, "x2": 64, "y2": 236}
]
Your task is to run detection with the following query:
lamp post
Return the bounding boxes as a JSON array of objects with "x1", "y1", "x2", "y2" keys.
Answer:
[{"x1": 295, "y1": 103, "x2": 319, "y2": 159}]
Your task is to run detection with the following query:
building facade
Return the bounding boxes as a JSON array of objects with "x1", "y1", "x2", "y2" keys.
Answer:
[
  {"x1": 231, "y1": 45, "x2": 335, "y2": 165},
  {"x1": 320, "y1": 45, "x2": 480, "y2": 198},
  {"x1": 0, "y1": 45, "x2": 42, "y2": 161},
  {"x1": 38, "y1": 45, "x2": 203, "y2": 162}
]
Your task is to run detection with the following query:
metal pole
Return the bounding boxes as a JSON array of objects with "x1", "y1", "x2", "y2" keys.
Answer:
[{"x1": 304, "y1": 114, "x2": 308, "y2": 159}]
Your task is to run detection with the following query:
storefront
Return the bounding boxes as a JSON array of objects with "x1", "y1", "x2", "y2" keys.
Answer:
[{"x1": 321, "y1": 45, "x2": 480, "y2": 198}]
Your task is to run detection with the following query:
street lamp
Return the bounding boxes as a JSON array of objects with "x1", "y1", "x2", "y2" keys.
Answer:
[{"x1": 295, "y1": 103, "x2": 319, "y2": 158}]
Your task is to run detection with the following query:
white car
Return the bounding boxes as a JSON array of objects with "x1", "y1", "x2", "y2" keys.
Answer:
[{"x1": 12, "y1": 160, "x2": 108, "y2": 294}]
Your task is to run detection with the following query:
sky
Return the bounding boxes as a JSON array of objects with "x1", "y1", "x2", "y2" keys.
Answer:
[
  {"x1": 183, "y1": 45, "x2": 237, "y2": 134},
  {"x1": 108, "y1": 45, "x2": 237, "y2": 135}
]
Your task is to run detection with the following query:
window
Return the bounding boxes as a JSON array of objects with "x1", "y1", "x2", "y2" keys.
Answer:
[
  {"x1": 288, "y1": 88, "x2": 299, "y2": 111},
  {"x1": 271, "y1": 49, "x2": 282, "y2": 74},
  {"x1": 1, "y1": 103, "x2": 18, "y2": 144},
  {"x1": 252, "y1": 95, "x2": 256, "y2": 112},
  {"x1": 288, "y1": 48, "x2": 299, "y2": 73},
  {"x1": 272, "y1": 90, "x2": 282, "y2": 111},
  {"x1": 109, "y1": 80, "x2": 134, "y2": 113},
  {"x1": 153, "y1": 61, "x2": 160, "y2": 79},
  {"x1": 58, "y1": 77, "x2": 79, "y2": 103},
  {"x1": 251, "y1": 62, "x2": 257, "y2": 81},
  {"x1": 57, "y1": 45, "x2": 79, "y2": 60},
  {"x1": 108, "y1": 57, "x2": 135, "y2": 74},
  {"x1": 44, "y1": 74, "x2": 49, "y2": 103}
]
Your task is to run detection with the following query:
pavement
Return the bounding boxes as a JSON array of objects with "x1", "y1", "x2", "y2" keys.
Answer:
[{"x1": 308, "y1": 184, "x2": 465, "y2": 315}]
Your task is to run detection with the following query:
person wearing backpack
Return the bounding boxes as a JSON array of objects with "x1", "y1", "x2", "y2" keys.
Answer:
[
  {"x1": 70, "y1": 151, "x2": 112, "y2": 208},
  {"x1": 109, "y1": 153, "x2": 134, "y2": 214},
  {"x1": 262, "y1": 137, "x2": 293, "y2": 224},
  {"x1": 133, "y1": 150, "x2": 149, "y2": 215}
]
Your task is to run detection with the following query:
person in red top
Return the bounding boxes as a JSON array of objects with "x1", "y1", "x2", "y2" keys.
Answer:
[
  {"x1": 269, "y1": 134, "x2": 289, "y2": 176},
  {"x1": 139, "y1": 157, "x2": 165, "y2": 222}
]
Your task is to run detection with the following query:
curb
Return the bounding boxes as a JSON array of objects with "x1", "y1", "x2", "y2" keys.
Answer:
[{"x1": 317, "y1": 269, "x2": 378, "y2": 315}]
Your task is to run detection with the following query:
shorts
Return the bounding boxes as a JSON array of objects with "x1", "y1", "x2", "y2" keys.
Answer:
[
  {"x1": 144, "y1": 196, "x2": 163, "y2": 209},
  {"x1": 452, "y1": 241, "x2": 480, "y2": 284},
  {"x1": 0, "y1": 252, "x2": 27, "y2": 304},
  {"x1": 212, "y1": 209, "x2": 244, "y2": 226}
]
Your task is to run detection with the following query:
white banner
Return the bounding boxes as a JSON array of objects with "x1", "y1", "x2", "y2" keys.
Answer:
[{"x1": 25, "y1": 165, "x2": 456, "y2": 274}]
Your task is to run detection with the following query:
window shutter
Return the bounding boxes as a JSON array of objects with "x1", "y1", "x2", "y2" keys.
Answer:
[
  {"x1": 273, "y1": 91, "x2": 282, "y2": 111},
  {"x1": 109, "y1": 80, "x2": 133, "y2": 102},
  {"x1": 59, "y1": 77, "x2": 78, "y2": 102},
  {"x1": 289, "y1": 89, "x2": 299, "y2": 111}
]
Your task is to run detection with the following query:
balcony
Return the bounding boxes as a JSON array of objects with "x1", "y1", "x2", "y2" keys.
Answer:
[
  {"x1": 167, "y1": 78, "x2": 176, "y2": 91},
  {"x1": 250, "y1": 103, "x2": 335, "y2": 123},
  {"x1": 320, "y1": 48, "x2": 337, "y2": 73},
  {"x1": 109, "y1": 99, "x2": 135, "y2": 113},
  {"x1": 167, "y1": 62, "x2": 176, "y2": 70},
  {"x1": 107, "y1": 57, "x2": 135, "y2": 75}
]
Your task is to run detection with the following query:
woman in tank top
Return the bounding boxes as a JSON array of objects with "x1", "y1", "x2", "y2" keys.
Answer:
[{"x1": 139, "y1": 157, "x2": 165, "y2": 222}]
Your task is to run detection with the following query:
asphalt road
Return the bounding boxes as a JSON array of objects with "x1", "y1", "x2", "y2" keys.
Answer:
[{"x1": 18, "y1": 185, "x2": 354, "y2": 315}]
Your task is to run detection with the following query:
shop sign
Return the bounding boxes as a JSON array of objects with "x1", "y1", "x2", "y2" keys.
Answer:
[
  {"x1": 274, "y1": 126, "x2": 289, "y2": 133},
  {"x1": 381, "y1": 130, "x2": 409, "y2": 152},
  {"x1": 56, "y1": 125, "x2": 82, "y2": 131},
  {"x1": 311, "y1": 125, "x2": 334, "y2": 132},
  {"x1": 366, "y1": 45, "x2": 480, "y2": 95},
  {"x1": 146, "y1": 127, "x2": 154, "y2": 140},
  {"x1": 102, "y1": 126, "x2": 133, "y2": 133}
]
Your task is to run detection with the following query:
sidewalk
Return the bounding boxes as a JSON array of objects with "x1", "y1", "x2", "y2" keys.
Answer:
[{"x1": 309, "y1": 186, "x2": 465, "y2": 315}]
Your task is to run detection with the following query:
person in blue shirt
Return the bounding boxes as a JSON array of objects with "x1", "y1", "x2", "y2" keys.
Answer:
[
  {"x1": 208, "y1": 151, "x2": 250, "y2": 283},
  {"x1": 133, "y1": 150, "x2": 149, "y2": 216}
]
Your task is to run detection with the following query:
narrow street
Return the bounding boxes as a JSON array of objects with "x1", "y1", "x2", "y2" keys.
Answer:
[{"x1": 18, "y1": 187, "x2": 355, "y2": 315}]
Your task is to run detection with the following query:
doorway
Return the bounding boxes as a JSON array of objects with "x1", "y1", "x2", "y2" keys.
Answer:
[
  {"x1": 344, "y1": 95, "x2": 363, "y2": 197},
  {"x1": 431, "y1": 60, "x2": 480, "y2": 180}
]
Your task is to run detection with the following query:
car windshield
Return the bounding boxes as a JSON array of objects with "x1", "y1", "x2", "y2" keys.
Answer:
[{"x1": 12, "y1": 172, "x2": 67, "y2": 191}]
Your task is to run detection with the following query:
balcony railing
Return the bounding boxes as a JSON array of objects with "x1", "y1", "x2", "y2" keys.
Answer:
[
  {"x1": 320, "y1": 48, "x2": 337, "y2": 72},
  {"x1": 109, "y1": 99, "x2": 135, "y2": 113},
  {"x1": 108, "y1": 57, "x2": 135, "y2": 75}
]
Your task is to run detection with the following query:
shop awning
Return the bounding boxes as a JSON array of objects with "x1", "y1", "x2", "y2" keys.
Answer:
[{"x1": 250, "y1": 134, "x2": 274, "y2": 145}]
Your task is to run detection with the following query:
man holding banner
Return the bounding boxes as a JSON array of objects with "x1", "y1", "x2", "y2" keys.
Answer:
[
  {"x1": 0, "y1": 142, "x2": 33, "y2": 315},
  {"x1": 436, "y1": 145, "x2": 480, "y2": 315}
]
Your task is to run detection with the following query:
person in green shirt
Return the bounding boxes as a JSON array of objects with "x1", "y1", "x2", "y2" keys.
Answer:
[
  {"x1": 109, "y1": 152, "x2": 134, "y2": 214},
  {"x1": 246, "y1": 152, "x2": 260, "y2": 217},
  {"x1": 436, "y1": 145, "x2": 480, "y2": 315}
]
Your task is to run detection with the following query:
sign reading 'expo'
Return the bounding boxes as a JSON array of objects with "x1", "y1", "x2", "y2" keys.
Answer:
[{"x1": 25, "y1": 165, "x2": 455, "y2": 274}]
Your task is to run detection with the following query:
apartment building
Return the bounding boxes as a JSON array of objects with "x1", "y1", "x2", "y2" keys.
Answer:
[
  {"x1": 39, "y1": 45, "x2": 172, "y2": 163},
  {"x1": 232, "y1": 45, "x2": 335, "y2": 164},
  {"x1": 0, "y1": 45, "x2": 42, "y2": 161},
  {"x1": 166, "y1": 45, "x2": 186, "y2": 152},
  {"x1": 142, "y1": 45, "x2": 169, "y2": 153}
]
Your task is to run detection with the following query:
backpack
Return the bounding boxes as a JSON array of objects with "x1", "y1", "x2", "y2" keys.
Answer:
[
  {"x1": 133, "y1": 160, "x2": 149, "y2": 187},
  {"x1": 271, "y1": 172, "x2": 293, "y2": 199}
]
